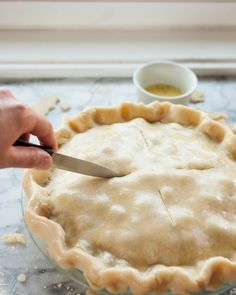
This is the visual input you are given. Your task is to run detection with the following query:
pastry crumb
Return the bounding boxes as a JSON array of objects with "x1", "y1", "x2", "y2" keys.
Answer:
[
  {"x1": 2, "y1": 233, "x2": 26, "y2": 245},
  {"x1": 33, "y1": 95, "x2": 60, "y2": 115},
  {"x1": 17, "y1": 274, "x2": 26, "y2": 283},
  {"x1": 209, "y1": 112, "x2": 228, "y2": 123},
  {"x1": 190, "y1": 90, "x2": 205, "y2": 103},
  {"x1": 60, "y1": 101, "x2": 71, "y2": 112}
]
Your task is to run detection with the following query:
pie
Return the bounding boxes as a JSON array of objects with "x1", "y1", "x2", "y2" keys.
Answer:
[{"x1": 23, "y1": 102, "x2": 236, "y2": 294}]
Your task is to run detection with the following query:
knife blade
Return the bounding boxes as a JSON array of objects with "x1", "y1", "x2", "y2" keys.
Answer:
[
  {"x1": 14, "y1": 139, "x2": 119, "y2": 178},
  {"x1": 52, "y1": 152, "x2": 119, "y2": 178}
]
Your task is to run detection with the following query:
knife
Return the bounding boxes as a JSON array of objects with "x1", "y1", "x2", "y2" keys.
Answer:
[{"x1": 14, "y1": 139, "x2": 119, "y2": 178}]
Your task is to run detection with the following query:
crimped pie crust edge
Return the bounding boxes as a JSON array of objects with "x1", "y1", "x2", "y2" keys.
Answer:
[{"x1": 23, "y1": 102, "x2": 236, "y2": 294}]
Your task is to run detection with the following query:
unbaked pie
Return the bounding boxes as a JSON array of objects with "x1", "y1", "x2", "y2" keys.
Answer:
[{"x1": 23, "y1": 102, "x2": 236, "y2": 294}]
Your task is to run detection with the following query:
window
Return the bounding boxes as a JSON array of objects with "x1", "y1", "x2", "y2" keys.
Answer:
[{"x1": 0, "y1": 1, "x2": 236, "y2": 78}]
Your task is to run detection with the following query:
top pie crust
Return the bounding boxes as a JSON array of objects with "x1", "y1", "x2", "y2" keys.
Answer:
[{"x1": 23, "y1": 102, "x2": 236, "y2": 294}]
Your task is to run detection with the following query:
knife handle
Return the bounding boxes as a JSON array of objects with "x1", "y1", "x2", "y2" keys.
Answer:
[{"x1": 14, "y1": 139, "x2": 54, "y2": 156}]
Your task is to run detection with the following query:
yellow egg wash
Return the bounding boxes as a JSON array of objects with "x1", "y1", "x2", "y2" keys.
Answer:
[{"x1": 145, "y1": 83, "x2": 182, "y2": 97}]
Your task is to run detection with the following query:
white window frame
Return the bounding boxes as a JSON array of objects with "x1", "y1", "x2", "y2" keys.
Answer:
[
  {"x1": 0, "y1": 1, "x2": 236, "y2": 79},
  {"x1": 0, "y1": 1, "x2": 236, "y2": 30}
]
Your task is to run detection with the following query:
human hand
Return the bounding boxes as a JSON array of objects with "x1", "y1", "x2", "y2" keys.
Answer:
[{"x1": 0, "y1": 88, "x2": 58, "y2": 169}]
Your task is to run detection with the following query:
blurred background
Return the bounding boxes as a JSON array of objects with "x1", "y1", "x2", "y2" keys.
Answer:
[{"x1": 0, "y1": 0, "x2": 236, "y2": 78}]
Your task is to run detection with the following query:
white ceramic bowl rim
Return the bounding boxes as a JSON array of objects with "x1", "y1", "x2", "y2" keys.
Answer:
[{"x1": 133, "y1": 60, "x2": 198, "y2": 100}]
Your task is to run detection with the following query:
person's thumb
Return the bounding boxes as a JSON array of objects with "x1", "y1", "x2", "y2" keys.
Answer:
[{"x1": 6, "y1": 146, "x2": 53, "y2": 169}]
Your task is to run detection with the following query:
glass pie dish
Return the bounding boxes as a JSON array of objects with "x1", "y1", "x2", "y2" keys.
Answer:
[{"x1": 21, "y1": 189, "x2": 236, "y2": 295}]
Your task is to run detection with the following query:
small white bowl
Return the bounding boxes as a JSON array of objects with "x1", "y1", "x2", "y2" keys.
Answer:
[{"x1": 133, "y1": 60, "x2": 198, "y2": 105}]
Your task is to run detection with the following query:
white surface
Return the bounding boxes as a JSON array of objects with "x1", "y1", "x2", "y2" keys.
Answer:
[
  {"x1": 0, "y1": 2, "x2": 235, "y2": 30},
  {"x1": 0, "y1": 1, "x2": 236, "y2": 79},
  {"x1": 2, "y1": 62, "x2": 236, "y2": 79},
  {"x1": 1, "y1": 29, "x2": 236, "y2": 79},
  {"x1": 133, "y1": 61, "x2": 198, "y2": 105},
  {"x1": 1, "y1": 29, "x2": 236, "y2": 63}
]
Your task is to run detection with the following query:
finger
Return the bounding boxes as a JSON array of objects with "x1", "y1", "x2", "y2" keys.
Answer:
[
  {"x1": 6, "y1": 146, "x2": 53, "y2": 169},
  {"x1": 22, "y1": 110, "x2": 58, "y2": 151},
  {"x1": 0, "y1": 88, "x2": 16, "y2": 100}
]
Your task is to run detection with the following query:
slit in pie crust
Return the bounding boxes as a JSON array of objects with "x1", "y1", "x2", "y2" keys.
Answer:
[{"x1": 23, "y1": 102, "x2": 236, "y2": 294}]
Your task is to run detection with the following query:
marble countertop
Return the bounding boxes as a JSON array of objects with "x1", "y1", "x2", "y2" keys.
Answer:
[{"x1": 1, "y1": 77, "x2": 236, "y2": 295}]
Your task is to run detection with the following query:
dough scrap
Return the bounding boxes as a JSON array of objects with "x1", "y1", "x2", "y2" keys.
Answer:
[
  {"x1": 190, "y1": 90, "x2": 205, "y2": 103},
  {"x1": 33, "y1": 95, "x2": 59, "y2": 115},
  {"x1": 17, "y1": 274, "x2": 26, "y2": 283},
  {"x1": 2, "y1": 233, "x2": 26, "y2": 245}
]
